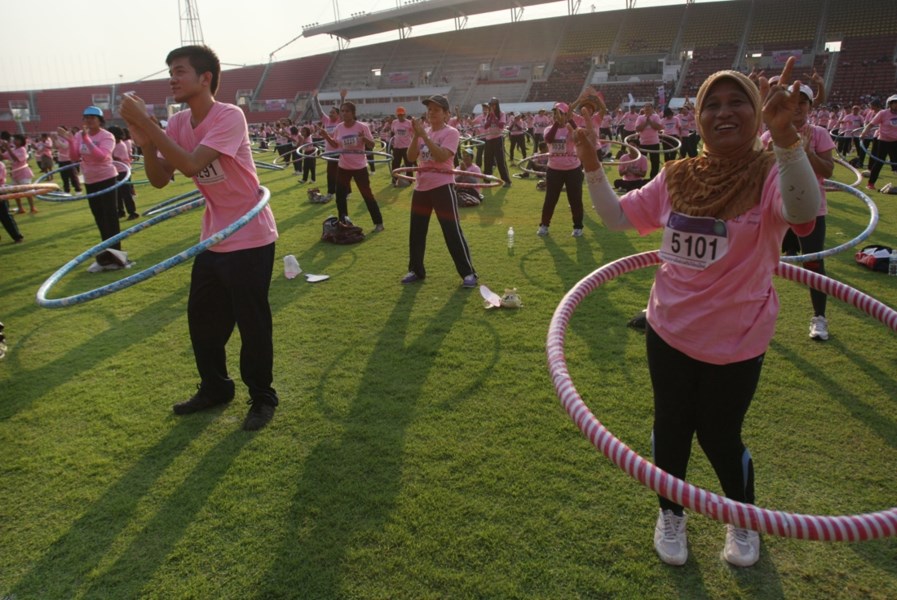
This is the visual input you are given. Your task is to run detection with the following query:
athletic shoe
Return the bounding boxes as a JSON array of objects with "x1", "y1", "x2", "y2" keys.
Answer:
[
  {"x1": 462, "y1": 274, "x2": 478, "y2": 288},
  {"x1": 866, "y1": 183, "x2": 876, "y2": 191},
  {"x1": 502, "y1": 182, "x2": 511, "y2": 188},
  {"x1": 30, "y1": 208, "x2": 38, "y2": 214},
  {"x1": 537, "y1": 225, "x2": 549, "y2": 236},
  {"x1": 401, "y1": 271, "x2": 422, "y2": 284},
  {"x1": 173, "y1": 385, "x2": 233, "y2": 415},
  {"x1": 722, "y1": 525, "x2": 760, "y2": 567},
  {"x1": 16, "y1": 208, "x2": 25, "y2": 214},
  {"x1": 654, "y1": 509, "x2": 688, "y2": 566},
  {"x1": 86, "y1": 261, "x2": 104, "y2": 273},
  {"x1": 809, "y1": 315, "x2": 829, "y2": 341},
  {"x1": 127, "y1": 214, "x2": 139, "y2": 220},
  {"x1": 572, "y1": 228, "x2": 584, "y2": 237},
  {"x1": 373, "y1": 223, "x2": 385, "y2": 232},
  {"x1": 242, "y1": 399, "x2": 275, "y2": 431}
]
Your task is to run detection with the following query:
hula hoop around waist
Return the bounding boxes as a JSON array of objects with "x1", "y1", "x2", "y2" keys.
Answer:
[
  {"x1": 391, "y1": 166, "x2": 503, "y2": 189},
  {"x1": 623, "y1": 133, "x2": 682, "y2": 154},
  {"x1": 547, "y1": 250, "x2": 897, "y2": 541},
  {"x1": 36, "y1": 186, "x2": 271, "y2": 308},
  {"x1": 319, "y1": 150, "x2": 393, "y2": 164}
]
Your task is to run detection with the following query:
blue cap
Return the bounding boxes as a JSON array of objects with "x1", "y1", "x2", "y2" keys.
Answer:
[{"x1": 83, "y1": 106, "x2": 103, "y2": 117}]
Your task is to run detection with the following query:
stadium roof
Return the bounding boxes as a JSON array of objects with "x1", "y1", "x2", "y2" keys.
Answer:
[{"x1": 301, "y1": 0, "x2": 567, "y2": 41}]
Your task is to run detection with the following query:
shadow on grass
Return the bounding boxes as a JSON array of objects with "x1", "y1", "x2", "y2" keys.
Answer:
[
  {"x1": 256, "y1": 283, "x2": 467, "y2": 598},
  {"x1": 7, "y1": 417, "x2": 221, "y2": 598},
  {"x1": 768, "y1": 338, "x2": 897, "y2": 450},
  {"x1": 0, "y1": 282, "x2": 189, "y2": 421}
]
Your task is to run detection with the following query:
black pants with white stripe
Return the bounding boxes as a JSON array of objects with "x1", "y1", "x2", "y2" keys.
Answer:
[
  {"x1": 407, "y1": 183, "x2": 476, "y2": 280},
  {"x1": 646, "y1": 324, "x2": 759, "y2": 515}
]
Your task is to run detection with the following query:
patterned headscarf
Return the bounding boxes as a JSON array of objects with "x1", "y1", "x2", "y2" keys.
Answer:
[{"x1": 664, "y1": 70, "x2": 775, "y2": 220}]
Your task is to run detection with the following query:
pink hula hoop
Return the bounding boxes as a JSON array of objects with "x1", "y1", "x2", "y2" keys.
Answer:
[{"x1": 547, "y1": 250, "x2": 897, "y2": 541}]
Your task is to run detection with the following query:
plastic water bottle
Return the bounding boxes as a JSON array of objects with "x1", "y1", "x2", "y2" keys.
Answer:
[
  {"x1": 889, "y1": 250, "x2": 897, "y2": 277},
  {"x1": 283, "y1": 255, "x2": 302, "y2": 279},
  {"x1": 507, "y1": 226, "x2": 515, "y2": 249}
]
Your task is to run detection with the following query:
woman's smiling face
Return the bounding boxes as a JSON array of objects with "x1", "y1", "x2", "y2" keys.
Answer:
[{"x1": 699, "y1": 79, "x2": 756, "y2": 153}]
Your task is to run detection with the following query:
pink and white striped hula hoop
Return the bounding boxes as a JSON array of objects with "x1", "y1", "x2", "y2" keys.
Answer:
[{"x1": 547, "y1": 250, "x2": 897, "y2": 541}]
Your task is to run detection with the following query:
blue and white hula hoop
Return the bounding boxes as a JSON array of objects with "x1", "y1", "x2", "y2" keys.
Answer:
[
  {"x1": 780, "y1": 180, "x2": 878, "y2": 264},
  {"x1": 34, "y1": 162, "x2": 131, "y2": 201},
  {"x1": 254, "y1": 159, "x2": 285, "y2": 171},
  {"x1": 36, "y1": 186, "x2": 271, "y2": 308}
]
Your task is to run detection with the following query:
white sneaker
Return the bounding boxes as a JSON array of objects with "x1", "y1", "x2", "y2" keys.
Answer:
[
  {"x1": 722, "y1": 525, "x2": 760, "y2": 567},
  {"x1": 572, "y1": 228, "x2": 584, "y2": 237},
  {"x1": 654, "y1": 509, "x2": 688, "y2": 566},
  {"x1": 809, "y1": 316, "x2": 829, "y2": 341},
  {"x1": 86, "y1": 261, "x2": 104, "y2": 273},
  {"x1": 536, "y1": 225, "x2": 549, "y2": 236}
]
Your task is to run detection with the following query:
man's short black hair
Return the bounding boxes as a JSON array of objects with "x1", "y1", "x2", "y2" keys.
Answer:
[{"x1": 166, "y1": 45, "x2": 221, "y2": 95}]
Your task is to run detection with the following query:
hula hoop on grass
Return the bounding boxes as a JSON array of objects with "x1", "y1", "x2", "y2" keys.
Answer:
[
  {"x1": 547, "y1": 249, "x2": 897, "y2": 541},
  {"x1": 319, "y1": 150, "x2": 393, "y2": 164},
  {"x1": 34, "y1": 162, "x2": 131, "y2": 201},
  {"x1": 142, "y1": 189, "x2": 205, "y2": 217},
  {"x1": 780, "y1": 180, "x2": 878, "y2": 264},
  {"x1": 858, "y1": 135, "x2": 897, "y2": 167},
  {"x1": 594, "y1": 138, "x2": 644, "y2": 165},
  {"x1": 36, "y1": 186, "x2": 271, "y2": 308},
  {"x1": 624, "y1": 133, "x2": 682, "y2": 154},
  {"x1": 391, "y1": 166, "x2": 503, "y2": 189},
  {"x1": 0, "y1": 182, "x2": 60, "y2": 201}
]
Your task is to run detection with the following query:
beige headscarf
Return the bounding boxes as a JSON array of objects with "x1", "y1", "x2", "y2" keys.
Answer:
[{"x1": 663, "y1": 70, "x2": 775, "y2": 220}]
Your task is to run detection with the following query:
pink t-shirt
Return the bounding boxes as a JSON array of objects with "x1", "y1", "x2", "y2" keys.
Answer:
[
  {"x1": 321, "y1": 116, "x2": 341, "y2": 151},
  {"x1": 166, "y1": 102, "x2": 278, "y2": 253},
  {"x1": 622, "y1": 112, "x2": 639, "y2": 131},
  {"x1": 56, "y1": 137, "x2": 71, "y2": 162},
  {"x1": 415, "y1": 124, "x2": 460, "y2": 192},
  {"x1": 483, "y1": 112, "x2": 506, "y2": 141},
  {"x1": 661, "y1": 116, "x2": 682, "y2": 137},
  {"x1": 636, "y1": 114, "x2": 662, "y2": 145},
  {"x1": 391, "y1": 118, "x2": 413, "y2": 149},
  {"x1": 533, "y1": 114, "x2": 551, "y2": 135},
  {"x1": 618, "y1": 154, "x2": 648, "y2": 180},
  {"x1": 112, "y1": 140, "x2": 132, "y2": 174},
  {"x1": 69, "y1": 129, "x2": 117, "y2": 183},
  {"x1": 545, "y1": 124, "x2": 580, "y2": 171},
  {"x1": 869, "y1": 108, "x2": 897, "y2": 142},
  {"x1": 7, "y1": 146, "x2": 34, "y2": 183},
  {"x1": 0, "y1": 160, "x2": 7, "y2": 184},
  {"x1": 620, "y1": 167, "x2": 813, "y2": 364},
  {"x1": 456, "y1": 162, "x2": 481, "y2": 184},
  {"x1": 333, "y1": 121, "x2": 373, "y2": 171}
]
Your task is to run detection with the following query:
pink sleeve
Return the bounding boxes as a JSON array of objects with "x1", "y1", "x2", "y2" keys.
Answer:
[{"x1": 620, "y1": 171, "x2": 669, "y2": 235}]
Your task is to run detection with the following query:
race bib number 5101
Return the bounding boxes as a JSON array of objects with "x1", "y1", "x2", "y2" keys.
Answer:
[{"x1": 660, "y1": 212, "x2": 728, "y2": 270}]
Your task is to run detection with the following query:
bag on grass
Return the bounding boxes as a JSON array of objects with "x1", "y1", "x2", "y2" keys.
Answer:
[
  {"x1": 854, "y1": 244, "x2": 893, "y2": 273},
  {"x1": 321, "y1": 216, "x2": 365, "y2": 244}
]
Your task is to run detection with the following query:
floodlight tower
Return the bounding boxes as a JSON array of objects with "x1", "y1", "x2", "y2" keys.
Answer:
[{"x1": 179, "y1": 0, "x2": 205, "y2": 46}]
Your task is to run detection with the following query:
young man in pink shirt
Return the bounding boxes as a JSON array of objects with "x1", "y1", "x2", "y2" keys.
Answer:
[
  {"x1": 121, "y1": 45, "x2": 280, "y2": 431},
  {"x1": 390, "y1": 107, "x2": 415, "y2": 187}
]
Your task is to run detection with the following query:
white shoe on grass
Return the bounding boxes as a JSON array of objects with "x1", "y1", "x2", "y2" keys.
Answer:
[
  {"x1": 654, "y1": 509, "x2": 687, "y2": 566},
  {"x1": 722, "y1": 524, "x2": 760, "y2": 567}
]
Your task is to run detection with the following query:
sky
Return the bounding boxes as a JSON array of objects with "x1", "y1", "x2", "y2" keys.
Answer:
[{"x1": 3, "y1": 0, "x2": 706, "y2": 92}]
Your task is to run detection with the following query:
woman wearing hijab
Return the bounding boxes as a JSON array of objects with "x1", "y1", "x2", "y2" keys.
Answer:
[{"x1": 573, "y1": 58, "x2": 820, "y2": 568}]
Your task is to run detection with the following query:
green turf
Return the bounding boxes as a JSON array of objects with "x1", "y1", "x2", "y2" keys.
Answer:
[{"x1": 1, "y1": 152, "x2": 896, "y2": 599}]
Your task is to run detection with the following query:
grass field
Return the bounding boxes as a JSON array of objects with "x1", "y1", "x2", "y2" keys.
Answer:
[{"x1": 1, "y1": 149, "x2": 896, "y2": 599}]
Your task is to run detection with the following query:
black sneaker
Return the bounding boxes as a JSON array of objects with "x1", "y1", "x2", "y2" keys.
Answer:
[
  {"x1": 173, "y1": 385, "x2": 233, "y2": 415},
  {"x1": 242, "y1": 399, "x2": 276, "y2": 431}
]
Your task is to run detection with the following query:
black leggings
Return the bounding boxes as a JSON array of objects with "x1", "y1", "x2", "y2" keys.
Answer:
[
  {"x1": 483, "y1": 137, "x2": 511, "y2": 184},
  {"x1": 868, "y1": 139, "x2": 897, "y2": 186},
  {"x1": 646, "y1": 325, "x2": 761, "y2": 514},
  {"x1": 539, "y1": 167, "x2": 584, "y2": 229},
  {"x1": 782, "y1": 216, "x2": 827, "y2": 317},
  {"x1": 336, "y1": 167, "x2": 382, "y2": 225}
]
